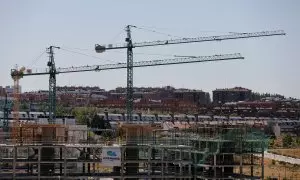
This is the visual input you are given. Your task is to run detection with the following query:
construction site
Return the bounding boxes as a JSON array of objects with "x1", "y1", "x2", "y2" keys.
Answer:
[
  {"x1": 0, "y1": 25, "x2": 286, "y2": 179},
  {"x1": 0, "y1": 121, "x2": 268, "y2": 179}
]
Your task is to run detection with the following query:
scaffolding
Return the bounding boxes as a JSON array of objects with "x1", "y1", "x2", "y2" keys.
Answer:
[
  {"x1": 0, "y1": 123, "x2": 267, "y2": 179},
  {"x1": 9, "y1": 124, "x2": 66, "y2": 144}
]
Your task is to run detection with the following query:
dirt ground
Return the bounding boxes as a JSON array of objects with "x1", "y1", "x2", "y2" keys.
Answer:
[
  {"x1": 242, "y1": 158, "x2": 300, "y2": 179},
  {"x1": 264, "y1": 158, "x2": 300, "y2": 179},
  {"x1": 269, "y1": 149, "x2": 300, "y2": 159}
]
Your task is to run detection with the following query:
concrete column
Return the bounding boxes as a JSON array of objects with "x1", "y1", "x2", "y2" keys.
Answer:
[
  {"x1": 166, "y1": 162, "x2": 169, "y2": 176},
  {"x1": 214, "y1": 154, "x2": 217, "y2": 178},
  {"x1": 239, "y1": 155, "x2": 243, "y2": 177},
  {"x1": 179, "y1": 149, "x2": 182, "y2": 180},
  {"x1": 193, "y1": 153, "x2": 197, "y2": 178},
  {"x1": 93, "y1": 147, "x2": 95, "y2": 174},
  {"x1": 82, "y1": 148, "x2": 85, "y2": 173},
  {"x1": 60, "y1": 147, "x2": 62, "y2": 175},
  {"x1": 161, "y1": 148, "x2": 164, "y2": 178},
  {"x1": 194, "y1": 164, "x2": 197, "y2": 180},
  {"x1": 251, "y1": 153, "x2": 254, "y2": 177},
  {"x1": 13, "y1": 146, "x2": 16, "y2": 180},
  {"x1": 121, "y1": 147, "x2": 124, "y2": 176},
  {"x1": 27, "y1": 147, "x2": 30, "y2": 173},
  {"x1": 188, "y1": 149, "x2": 192, "y2": 175},
  {"x1": 64, "y1": 147, "x2": 67, "y2": 179},
  {"x1": 38, "y1": 146, "x2": 41, "y2": 180},
  {"x1": 222, "y1": 167, "x2": 224, "y2": 178},
  {"x1": 261, "y1": 144, "x2": 264, "y2": 180},
  {"x1": 148, "y1": 147, "x2": 151, "y2": 176},
  {"x1": 87, "y1": 148, "x2": 91, "y2": 173}
]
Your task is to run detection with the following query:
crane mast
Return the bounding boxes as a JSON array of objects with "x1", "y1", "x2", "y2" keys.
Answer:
[
  {"x1": 126, "y1": 25, "x2": 134, "y2": 123},
  {"x1": 47, "y1": 46, "x2": 60, "y2": 123}
]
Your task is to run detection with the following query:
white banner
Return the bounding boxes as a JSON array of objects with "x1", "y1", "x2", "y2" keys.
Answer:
[{"x1": 101, "y1": 146, "x2": 121, "y2": 166}]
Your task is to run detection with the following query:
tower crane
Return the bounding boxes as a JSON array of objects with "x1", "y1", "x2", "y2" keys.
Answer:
[
  {"x1": 9, "y1": 28, "x2": 285, "y2": 176},
  {"x1": 95, "y1": 25, "x2": 286, "y2": 122},
  {"x1": 10, "y1": 27, "x2": 285, "y2": 125},
  {"x1": 10, "y1": 46, "x2": 60, "y2": 125},
  {"x1": 11, "y1": 53, "x2": 243, "y2": 124}
]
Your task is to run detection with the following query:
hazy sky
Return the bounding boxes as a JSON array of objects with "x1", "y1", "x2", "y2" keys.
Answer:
[{"x1": 0, "y1": 0, "x2": 298, "y2": 98}]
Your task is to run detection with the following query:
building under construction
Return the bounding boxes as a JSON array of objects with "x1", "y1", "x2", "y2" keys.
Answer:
[
  {"x1": 2, "y1": 26, "x2": 283, "y2": 180},
  {"x1": 0, "y1": 121, "x2": 268, "y2": 179}
]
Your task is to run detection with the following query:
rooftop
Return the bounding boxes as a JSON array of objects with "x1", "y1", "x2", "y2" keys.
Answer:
[{"x1": 214, "y1": 87, "x2": 251, "y2": 92}]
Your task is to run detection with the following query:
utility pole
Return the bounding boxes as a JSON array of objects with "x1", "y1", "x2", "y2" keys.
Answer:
[
  {"x1": 125, "y1": 25, "x2": 134, "y2": 122},
  {"x1": 47, "y1": 46, "x2": 60, "y2": 123}
]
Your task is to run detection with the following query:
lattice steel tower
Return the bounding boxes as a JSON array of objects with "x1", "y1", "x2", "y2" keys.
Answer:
[
  {"x1": 125, "y1": 25, "x2": 134, "y2": 122},
  {"x1": 47, "y1": 46, "x2": 60, "y2": 123}
]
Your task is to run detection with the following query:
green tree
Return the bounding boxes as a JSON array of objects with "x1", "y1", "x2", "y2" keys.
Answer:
[
  {"x1": 296, "y1": 137, "x2": 300, "y2": 147},
  {"x1": 251, "y1": 92, "x2": 262, "y2": 101},
  {"x1": 56, "y1": 104, "x2": 67, "y2": 116},
  {"x1": 282, "y1": 134, "x2": 293, "y2": 148},
  {"x1": 20, "y1": 103, "x2": 29, "y2": 111},
  {"x1": 72, "y1": 107, "x2": 97, "y2": 125},
  {"x1": 269, "y1": 138, "x2": 275, "y2": 148},
  {"x1": 90, "y1": 114, "x2": 112, "y2": 137},
  {"x1": 39, "y1": 102, "x2": 48, "y2": 113},
  {"x1": 90, "y1": 114, "x2": 105, "y2": 130}
]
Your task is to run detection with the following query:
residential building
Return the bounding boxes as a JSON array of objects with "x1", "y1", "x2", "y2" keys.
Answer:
[
  {"x1": 174, "y1": 89, "x2": 210, "y2": 105},
  {"x1": 213, "y1": 87, "x2": 252, "y2": 104}
]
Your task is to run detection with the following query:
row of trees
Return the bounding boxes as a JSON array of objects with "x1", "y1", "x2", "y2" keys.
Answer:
[
  {"x1": 282, "y1": 134, "x2": 300, "y2": 148},
  {"x1": 269, "y1": 134, "x2": 300, "y2": 148},
  {"x1": 251, "y1": 92, "x2": 285, "y2": 101},
  {"x1": 71, "y1": 107, "x2": 113, "y2": 138}
]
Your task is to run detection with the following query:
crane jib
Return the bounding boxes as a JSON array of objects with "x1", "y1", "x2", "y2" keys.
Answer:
[
  {"x1": 14, "y1": 53, "x2": 244, "y2": 76},
  {"x1": 99, "y1": 30, "x2": 285, "y2": 50},
  {"x1": 133, "y1": 31, "x2": 286, "y2": 48}
]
